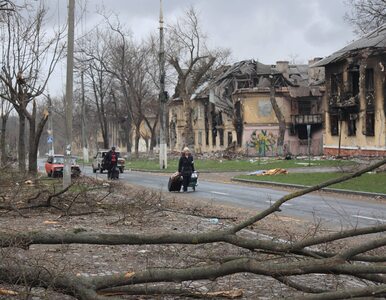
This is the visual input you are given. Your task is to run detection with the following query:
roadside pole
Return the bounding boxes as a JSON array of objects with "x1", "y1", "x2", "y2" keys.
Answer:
[
  {"x1": 63, "y1": 0, "x2": 75, "y2": 188},
  {"x1": 47, "y1": 95, "x2": 55, "y2": 155},
  {"x1": 159, "y1": 0, "x2": 167, "y2": 169},
  {"x1": 81, "y1": 71, "x2": 89, "y2": 163}
]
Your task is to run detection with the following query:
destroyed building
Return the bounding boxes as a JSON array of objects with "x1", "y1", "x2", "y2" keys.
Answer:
[
  {"x1": 168, "y1": 59, "x2": 325, "y2": 156},
  {"x1": 312, "y1": 24, "x2": 386, "y2": 156}
]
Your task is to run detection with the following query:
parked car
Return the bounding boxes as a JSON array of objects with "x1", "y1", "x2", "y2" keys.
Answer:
[
  {"x1": 92, "y1": 150, "x2": 125, "y2": 173},
  {"x1": 45, "y1": 155, "x2": 81, "y2": 178}
]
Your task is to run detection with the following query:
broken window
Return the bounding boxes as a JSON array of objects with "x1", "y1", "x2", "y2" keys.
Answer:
[
  {"x1": 347, "y1": 114, "x2": 357, "y2": 136},
  {"x1": 365, "y1": 68, "x2": 374, "y2": 92},
  {"x1": 330, "y1": 114, "x2": 339, "y2": 136},
  {"x1": 297, "y1": 125, "x2": 308, "y2": 140},
  {"x1": 298, "y1": 100, "x2": 312, "y2": 115},
  {"x1": 331, "y1": 73, "x2": 343, "y2": 96},
  {"x1": 349, "y1": 68, "x2": 359, "y2": 96},
  {"x1": 365, "y1": 68, "x2": 375, "y2": 108},
  {"x1": 227, "y1": 132, "x2": 233, "y2": 145},
  {"x1": 364, "y1": 69, "x2": 375, "y2": 136},
  {"x1": 212, "y1": 127, "x2": 217, "y2": 146},
  {"x1": 234, "y1": 101, "x2": 243, "y2": 147},
  {"x1": 219, "y1": 128, "x2": 224, "y2": 146},
  {"x1": 204, "y1": 104, "x2": 209, "y2": 146},
  {"x1": 365, "y1": 111, "x2": 375, "y2": 136}
]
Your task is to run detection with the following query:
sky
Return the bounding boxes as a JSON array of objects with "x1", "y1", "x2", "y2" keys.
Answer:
[{"x1": 43, "y1": 0, "x2": 357, "y2": 95}]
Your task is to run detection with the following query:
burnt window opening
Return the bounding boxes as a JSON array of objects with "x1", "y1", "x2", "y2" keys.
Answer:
[
  {"x1": 365, "y1": 111, "x2": 375, "y2": 136},
  {"x1": 212, "y1": 127, "x2": 217, "y2": 146},
  {"x1": 204, "y1": 105, "x2": 209, "y2": 146},
  {"x1": 331, "y1": 73, "x2": 343, "y2": 96},
  {"x1": 349, "y1": 69, "x2": 359, "y2": 96},
  {"x1": 234, "y1": 101, "x2": 243, "y2": 147},
  {"x1": 297, "y1": 125, "x2": 308, "y2": 140},
  {"x1": 227, "y1": 132, "x2": 233, "y2": 145},
  {"x1": 298, "y1": 100, "x2": 312, "y2": 115},
  {"x1": 365, "y1": 69, "x2": 374, "y2": 92},
  {"x1": 219, "y1": 128, "x2": 224, "y2": 146},
  {"x1": 330, "y1": 114, "x2": 339, "y2": 136},
  {"x1": 365, "y1": 68, "x2": 375, "y2": 108},
  {"x1": 347, "y1": 115, "x2": 357, "y2": 136}
]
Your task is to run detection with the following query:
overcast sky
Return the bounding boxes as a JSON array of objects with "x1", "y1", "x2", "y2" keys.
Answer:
[{"x1": 44, "y1": 0, "x2": 356, "y2": 95}]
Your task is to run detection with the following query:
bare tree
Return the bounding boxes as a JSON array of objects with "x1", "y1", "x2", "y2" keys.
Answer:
[
  {"x1": 102, "y1": 18, "x2": 134, "y2": 155},
  {"x1": 167, "y1": 7, "x2": 229, "y2": 149},
  {"x1": 0, "y1": 3, "x2": 65, "y2": 173},
  {"x1": 78, "y1": 28, "x2": 114, "y2": 149},
  {"x1": 0, "y1": 158, "x2": 385, "y2": 299},
  {"x1": 345, "y1": 0, "x2": 386, "y2": 35}
]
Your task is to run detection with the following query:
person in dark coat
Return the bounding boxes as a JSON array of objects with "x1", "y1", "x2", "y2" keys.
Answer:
[
  {"x1": 178, "y1": 147, "x2": 195, "y2": 192},
  {"x1": 103, "y1": 146, "x2": 119, "y2": 179}
]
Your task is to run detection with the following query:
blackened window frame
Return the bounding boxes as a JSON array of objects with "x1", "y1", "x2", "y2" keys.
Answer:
[
  {"x1": 364, "y1": 68, "x2": 375, "y2": 136},
  {"x1": 330, "y1": 114, "x2": 339, "y2": 136}
]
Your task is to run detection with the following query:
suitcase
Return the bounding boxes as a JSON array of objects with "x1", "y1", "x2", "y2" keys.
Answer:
[
  {"x1": 109, "y1": 167, "x2": 119, "y2": 180},
  {"x1": 168, "y1": 173, "x2": 182, "y2": 192}
]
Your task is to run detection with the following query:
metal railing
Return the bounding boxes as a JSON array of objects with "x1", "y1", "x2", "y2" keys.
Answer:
[{"x1": 291, "y1": 114, "x2": 322, "y2": 125}]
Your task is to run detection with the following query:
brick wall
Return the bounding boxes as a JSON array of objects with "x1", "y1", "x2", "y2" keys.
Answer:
[{"x1": 324, "y1": 147, "x2": 386, "y2": 157}]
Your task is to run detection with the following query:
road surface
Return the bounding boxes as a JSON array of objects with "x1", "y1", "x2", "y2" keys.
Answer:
[{"x1": 77, "y1": 165, "x2": 386, "y2": 228}]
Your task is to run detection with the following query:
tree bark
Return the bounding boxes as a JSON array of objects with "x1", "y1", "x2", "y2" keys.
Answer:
[
  {"x1": 27, "y1": 107, "x2": 48, "y2": 174},
  {"x1": 270, "y1": 76, "x2": 286, "y2": 156},
  {"x1": 0, "y1": 114, "x2": 8, "y2": 166},
  {"x1": 28, "y1": 107, "x2": 36, "y2": 173},
  {"x1": 17, "y1": 110, "x2": 26, "y2": 173}
]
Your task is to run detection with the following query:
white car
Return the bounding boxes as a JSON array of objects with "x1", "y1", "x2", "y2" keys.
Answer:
[{"x1": 92, "y1": 150, "x2": 125, "y2": 173}]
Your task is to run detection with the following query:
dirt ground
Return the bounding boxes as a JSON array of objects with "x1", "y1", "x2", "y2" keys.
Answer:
[{"x1": 0, "y1": 173, "x2": 381, "y2": 299}]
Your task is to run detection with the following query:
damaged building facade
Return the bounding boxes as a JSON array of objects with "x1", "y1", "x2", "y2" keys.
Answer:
[
  {"x1": 168, "y1": 59, "x2": 325, "y2": 156},
  {"x1": 313, "y1": 24, "x2": 386, "y2": 156}
]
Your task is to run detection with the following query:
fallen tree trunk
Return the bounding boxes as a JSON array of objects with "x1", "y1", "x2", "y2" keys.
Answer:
[{"x1": 0, "y1": 158, "x2": 385, "y2": 299}]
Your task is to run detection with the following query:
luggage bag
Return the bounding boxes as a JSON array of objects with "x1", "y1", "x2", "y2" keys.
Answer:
[{"x1": 168, "y1": 172, "x2": 182, "y2": 192}]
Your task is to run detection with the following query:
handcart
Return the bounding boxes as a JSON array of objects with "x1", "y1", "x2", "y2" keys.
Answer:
[{"x1": 188, "y1": 171, "x2": 198, "y2": 191}]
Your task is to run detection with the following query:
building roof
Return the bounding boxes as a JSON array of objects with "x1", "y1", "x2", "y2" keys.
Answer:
[{"x1": 312, "y1": 23, "x2": 386, "y2": 67}]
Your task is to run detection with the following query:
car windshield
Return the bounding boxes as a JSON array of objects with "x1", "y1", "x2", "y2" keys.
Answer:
[
  {"x1": 53, "y1": 157, "x2": 64, "y2": 164},
  {"x1": 51, "y1": 157, "x2": 77, "y2": 164}
]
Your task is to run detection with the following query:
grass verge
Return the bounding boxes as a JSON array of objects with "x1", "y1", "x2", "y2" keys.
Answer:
[
  {"x1": 235, "y1": 172, "x2": 386, "y2": 194},
  {"x1": 126, "y1": 158, "x2": 355, "y2": 172}
]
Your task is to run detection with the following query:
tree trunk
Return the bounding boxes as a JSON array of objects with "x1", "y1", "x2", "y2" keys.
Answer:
[
  {"x1": 134, "y1": 124, "x2": 140, "y2": 158},
  {"x1": 28, "y1": 110, "x2": 37, "y2": 174},
  {"x1": 102, "y1": 117, "x2": 109, "y2": 149},
  {"x1": 0, "y1": 115, "x2": 8, "y2": 166},
  {"x1": 124, "y1": 118, "x2": 132, "y2": 156},
  {"x1": 182, "y1": 100, "x2": 194, "y2": 149},
  {"x1": 17, "y1": 111, "x2": 26, "y2": 173},
  {"x1": 27, "y1": 107, "x2": 49, "y2": 174},
  {"x1": 270, "y1": 77, "x2": 286, "y2": 156}
]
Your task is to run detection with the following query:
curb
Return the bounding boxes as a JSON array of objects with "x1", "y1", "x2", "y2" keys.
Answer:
[{"x1": 231, "y1": 178, "x2": 386, "y2": 199}]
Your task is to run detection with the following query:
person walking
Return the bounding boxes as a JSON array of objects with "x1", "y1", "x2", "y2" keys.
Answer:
[
  {"x1": 178, "y1": 147, "x2": 195, "y2": 192},
  {"x1": 104, "y1": 146, "x2": 119, "y2": 179}
]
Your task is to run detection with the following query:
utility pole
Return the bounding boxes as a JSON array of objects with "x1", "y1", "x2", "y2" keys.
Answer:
[
  {"x1": 63, "y1": 0, "x2": 75, "y2": 188},
  {"x1": 81, "y1": 71, "x2": 89, "y2": 163},
  {"x1": 159, "y1": 0, "x2": 167, "y2": 169},
  {"x1": 47, "y1": 95, "x2": 54, "y2": 156}
]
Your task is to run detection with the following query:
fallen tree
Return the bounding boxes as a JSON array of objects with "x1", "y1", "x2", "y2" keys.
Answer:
[{"x1": 0, "y1": 158, "x2": 386, "y2": 299}]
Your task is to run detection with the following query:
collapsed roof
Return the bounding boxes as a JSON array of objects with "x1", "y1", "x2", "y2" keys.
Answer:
[{"x1": 188, "y1": 59, "x2": 323, "y2": 114}]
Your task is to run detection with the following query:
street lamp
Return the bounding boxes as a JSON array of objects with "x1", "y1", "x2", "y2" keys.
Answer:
[{"x1": 159, "y1": 0, "x2": 167, "y2": 169}]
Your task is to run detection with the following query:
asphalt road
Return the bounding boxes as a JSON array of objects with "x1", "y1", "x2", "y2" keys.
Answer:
[{"x1": 76, "y1": 164, "x2": 386, "y2": 228}]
